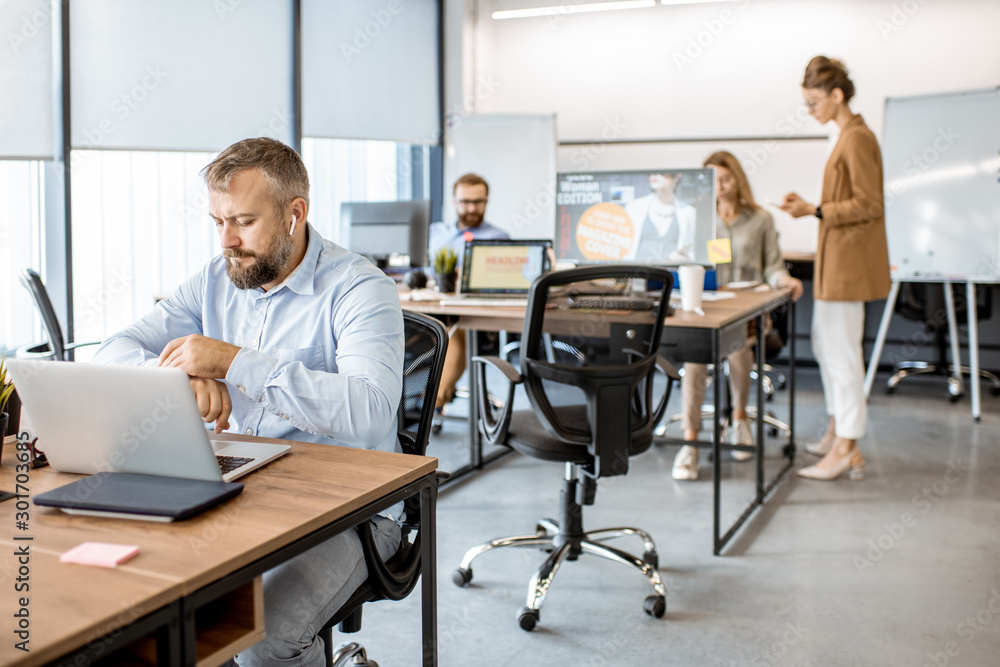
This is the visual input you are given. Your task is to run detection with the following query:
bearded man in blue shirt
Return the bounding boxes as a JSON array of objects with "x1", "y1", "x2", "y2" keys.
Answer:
[{"x1": 94, "y1": 137, "x2": 404, "y2": 666}]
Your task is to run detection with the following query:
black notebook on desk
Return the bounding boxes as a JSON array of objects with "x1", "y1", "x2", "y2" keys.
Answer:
[{"x1": 33, "y1": 472, "x2": 244, "y2": 522}]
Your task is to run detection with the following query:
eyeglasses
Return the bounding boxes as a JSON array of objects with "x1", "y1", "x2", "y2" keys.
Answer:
[
  {"x1": 456, "y1": 198, "x2": 488, "y2": 208},
  {"x1": 803, "y1": 95, "x2": 828, "y2": 111}
]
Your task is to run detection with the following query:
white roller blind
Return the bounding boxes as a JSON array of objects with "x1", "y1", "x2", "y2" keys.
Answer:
[
  {"x1": 70, "y1": 0, "x2": 293, "y2": 152},
  {"x1": 0, "y1": 0, "x2": 55, "y2": 159},
  {"x1": 302, "y1": 0, "x2": 440, "y2": 144}
]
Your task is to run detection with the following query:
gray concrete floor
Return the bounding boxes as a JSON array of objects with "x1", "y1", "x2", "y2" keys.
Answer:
[{"x1": 336, "y1": 368, "x2": 1000, "y2": 666}]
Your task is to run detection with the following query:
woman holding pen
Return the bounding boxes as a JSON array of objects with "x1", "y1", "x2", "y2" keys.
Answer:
[{"x1": 780, "y1": 56, "x2": 891, "y2": 481}]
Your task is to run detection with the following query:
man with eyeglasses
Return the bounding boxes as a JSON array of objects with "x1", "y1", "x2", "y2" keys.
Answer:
[
  {"x1": 428, "y1": 172, "x2": 509, "y2": 265},
  {"x1": 427, "y1": 173, "x2": 509, "y2": 411}
]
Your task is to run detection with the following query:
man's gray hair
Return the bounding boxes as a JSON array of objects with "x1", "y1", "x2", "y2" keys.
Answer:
[{"x1": 201, "y1": 137, "x2": 310, "y2": 215}]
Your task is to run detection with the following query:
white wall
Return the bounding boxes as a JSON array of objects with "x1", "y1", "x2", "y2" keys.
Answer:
[{"x1": 453, "y1": 0, "x2": 1000, "y2": 252}]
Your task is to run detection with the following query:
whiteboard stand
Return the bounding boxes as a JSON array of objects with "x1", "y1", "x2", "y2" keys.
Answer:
[{"x1": 865, "y1": 279, "x2": 985, "y2": 421}]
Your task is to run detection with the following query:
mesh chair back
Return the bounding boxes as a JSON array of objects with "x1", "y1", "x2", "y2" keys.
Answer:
[
  {"x1": 519, "y1": 265, "x2": 674, "y2": 477},
  {"x1": 19, "y1": 269, "x2": 66, "y2": 360},
  {"x1": 397, "y1": 311, "x2": 448, "y2": 458}
]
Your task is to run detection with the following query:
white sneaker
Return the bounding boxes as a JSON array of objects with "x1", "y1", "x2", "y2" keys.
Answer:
[
  {"x1": 729, "y1": 419, "x2": 753, "y2": 462},
  {"x1": 672, "y1": 445, "x2": 699, "y2": 480}
]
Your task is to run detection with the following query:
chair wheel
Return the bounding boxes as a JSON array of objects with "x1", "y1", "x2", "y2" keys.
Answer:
[
  {"x1": 644, "y1": 595, "x2": 666, "y2": 618},
  {"x1": 949, "y1": 394, "x2": 961, "y2": 403},
  {"x1": 643, "y1": 550, "x2": 659, "y2": 570},
  {"x1": 452, "y1": 567, "x2": 473, "y2": 587},
  {"x1": 768, "y1": 426, "x2": 779, "y2": 438},
  {"x1": 991, "y1": 386, "x2": 1000, "y2": 397},
  {"x1": 518, "y1": 607, "x2": 539, "y2": 631}
]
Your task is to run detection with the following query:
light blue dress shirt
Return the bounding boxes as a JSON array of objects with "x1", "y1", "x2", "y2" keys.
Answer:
[
  {"x1": 427, "y1": 219, "x2": 509, "y2": 267},
  {"x1": 93, "y1": 223, "x2": 404, "y2": 454}
]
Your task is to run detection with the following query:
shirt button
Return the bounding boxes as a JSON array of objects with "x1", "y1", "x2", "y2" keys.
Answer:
[
  {"x1": 238, "y1": 385, "x2": 246, "y2": 392},
  {"x1": 245, "y1": 428, "x2": 253, "y2": 435}
]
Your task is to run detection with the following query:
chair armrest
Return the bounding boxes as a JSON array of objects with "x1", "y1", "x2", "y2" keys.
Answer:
[
  {"x1": 471, "y1": 355, "x2": 522, "y2": 384},
  {"x1": 356, "y1": 518, "x2": 421, "y2": 601},
  {"x1": 650, "y1": 354, "x2": 679, "y2": 428},
  {"x1": 64, "y1": 340, "x2": 102, "y2": 351},
  {"x1": 655, "y1": 354, "x2": 680, "y2": 381},
  {"x1": 16, "y1": 342, "x2": 56, "y2": 360},
  {"x1": 471, "y1": 355, "x2": 520, "y2": 446}
]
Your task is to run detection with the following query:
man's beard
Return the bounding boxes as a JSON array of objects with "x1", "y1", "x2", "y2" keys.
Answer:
[
  {"x1": 458, "y1": 210, "x2": 484, "y2": 229},
  {"x1": 224, "y1": 233, "x2": 294, "y2": 290}
]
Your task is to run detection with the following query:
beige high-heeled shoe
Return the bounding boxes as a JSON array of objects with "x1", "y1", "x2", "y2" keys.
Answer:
[
  {"x1": 804, "y1": 418, "x2": 836, "y2": 457},
  {"x1": 797, "y1": 449, "x2": 865, "y2": 481}
]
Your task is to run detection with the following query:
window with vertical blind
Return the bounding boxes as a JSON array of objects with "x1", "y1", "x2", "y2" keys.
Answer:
[
  {"x1": 4, "y1": 1, "x2": 443, "y2": 349},
  {"x1": 0, "y1": 0, "x2": 55, "y2": 159},
  {"x1": 302, "y1": 0, "x2": 441, "y2": 144},
  {"x1": 69, "y1": 0, "x2": 293, "y2": 151},
  {"x1": 0, "y1": 161, "x2": 45, "y2": 352}
]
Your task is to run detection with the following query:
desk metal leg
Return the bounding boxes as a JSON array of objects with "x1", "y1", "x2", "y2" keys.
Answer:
[
  {"x1": 712, "y1": 330, "x2": 722, "y2": 555},
  {"x1": 865, "y1": 280, "x2": 900, "y2": 397},
  {"x1": 967, "y1": 282, "x2": 981, "y2": 421},
  {"x1": 468, "y1": 328, "x2": 482, "y2": 469},
  {"x1": 421, "y1": 479, "x2": 439, "y2": 666},
  {"x1": 713, "y1": 301, "x2": 798, "y2": 556},
  {"x1": 754, "y1": 314, "x2": 765, "y2": 504},
  {"x1": 789, "y1": 298, "x2": 797, "y2": 450}
]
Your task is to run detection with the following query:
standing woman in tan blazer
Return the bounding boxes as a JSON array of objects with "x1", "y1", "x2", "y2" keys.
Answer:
[{"x1": 781, "y1": 56, "x2": 891, "y2": 481}]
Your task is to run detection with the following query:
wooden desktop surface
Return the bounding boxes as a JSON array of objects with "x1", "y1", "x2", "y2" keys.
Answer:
[
  {"x1": 0, "y1": 436, "x2": 437, "y2": 667},
  {"x1": 401, "y1": 288, "x2": 792, "y2": 333}
]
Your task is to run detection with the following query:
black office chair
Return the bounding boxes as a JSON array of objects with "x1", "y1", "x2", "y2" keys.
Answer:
[
  {"x1": 886, "y1": 282, "x2": 1000, "y2": 399},
  {"x1": 452, "y1": 265, "x2": 679, "y2": 631},
  {"x1": 319, "y1": 311, "x2": 448, "y2": 667},
  {"x1": 18, "y1": 268, "x2": 100, "y2": 360}
]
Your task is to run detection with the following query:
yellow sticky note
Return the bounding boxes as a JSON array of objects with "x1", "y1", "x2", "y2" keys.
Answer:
[{"x1": 708, "y1": 238, "x2": 732, "y2": 264}]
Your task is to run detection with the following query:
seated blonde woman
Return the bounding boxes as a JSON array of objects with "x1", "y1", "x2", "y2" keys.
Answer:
[{"x1": 672, "y1": 151, "x2": 803, "y2": 481}]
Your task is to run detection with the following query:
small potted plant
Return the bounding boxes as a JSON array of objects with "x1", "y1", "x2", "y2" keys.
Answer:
[
  {"x1": 433, "y1": 247, "x2": 459, "y2": 294},
  {"x1": 0, "y1": 355, "x2": 16, "y2": 444}
]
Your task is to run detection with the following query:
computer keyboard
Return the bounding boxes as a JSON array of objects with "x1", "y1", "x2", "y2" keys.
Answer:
[
  {"x1": 568, "y1": 295, "x2": 658, "y2": 311},
  {"x1": 217, "y1": 455, "x2": 255, "y2": 474},
  {"x1": 439, "y1": 298, "x2": 529, "y2": 307}
]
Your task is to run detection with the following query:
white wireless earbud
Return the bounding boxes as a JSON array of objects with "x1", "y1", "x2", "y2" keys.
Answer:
[{"x1": 289, "y1": 214, "x2": 298, "y2": 236}]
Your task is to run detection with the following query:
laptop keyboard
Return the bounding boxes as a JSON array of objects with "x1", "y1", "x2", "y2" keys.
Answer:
[{"x1": 216, "y1": 455, "x2": 255, "y2": 474}]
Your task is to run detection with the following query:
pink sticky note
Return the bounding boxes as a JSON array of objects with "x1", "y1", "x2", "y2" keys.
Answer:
[{"x1": 60, "y1": 542, "x2": 140, "y2": 568}]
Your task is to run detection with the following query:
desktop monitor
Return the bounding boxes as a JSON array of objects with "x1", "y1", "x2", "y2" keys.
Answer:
[
  {"x1": 340, "y1": 200, "x2": 431, "y2": 269},
  {"x1": 554, "y1": 168, "x2": 716, "y2": 266}
]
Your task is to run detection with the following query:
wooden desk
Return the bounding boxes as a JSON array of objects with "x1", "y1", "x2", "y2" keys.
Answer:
[
  {"x1": 403, "y1": 288, "x2": 796, "y2": 555},
  {"x1": 0, "y1": 437, "x2": 439, "y2": 666}
]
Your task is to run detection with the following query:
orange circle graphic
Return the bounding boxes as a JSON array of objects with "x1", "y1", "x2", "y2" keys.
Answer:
[{"x1": 574, "y1": 203, "x2": 635, "y2": 261}]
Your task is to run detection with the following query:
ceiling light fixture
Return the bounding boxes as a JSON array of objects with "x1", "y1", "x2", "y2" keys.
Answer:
[{"x1": 492, "y1": 1, "x2": 656, "y2": 20}]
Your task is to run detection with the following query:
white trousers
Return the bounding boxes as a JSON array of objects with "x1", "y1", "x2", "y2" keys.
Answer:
[{"x1": 811, "y1": 299, "x2": 867, "y2": 439}]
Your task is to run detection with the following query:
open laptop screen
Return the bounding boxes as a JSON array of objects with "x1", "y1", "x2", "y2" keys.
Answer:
[{"x1": 460, "y1": 239, "x2": 553, "y2": 295}]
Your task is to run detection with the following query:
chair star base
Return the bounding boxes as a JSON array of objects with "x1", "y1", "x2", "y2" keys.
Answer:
[{"x1": 452, "y1": 468, "x2": 667, "y2": 631}]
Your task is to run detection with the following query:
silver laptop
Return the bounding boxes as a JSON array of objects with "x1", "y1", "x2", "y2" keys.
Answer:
[
  {"x1": 439, "y1": 238, "x2": 553, "y2": 307},
  {"x1": 7, "y1": 360, "x2": 290, "y2": 483}
]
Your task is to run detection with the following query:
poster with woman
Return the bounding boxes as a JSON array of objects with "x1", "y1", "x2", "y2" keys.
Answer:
[{"x1": 555, "y1": 168, "x2": 716, "y2": 265}]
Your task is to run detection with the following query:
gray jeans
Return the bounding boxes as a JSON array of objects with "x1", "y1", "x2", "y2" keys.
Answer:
[{"x1": 226, "y1": 515, "x2": 402, "y2": 667}]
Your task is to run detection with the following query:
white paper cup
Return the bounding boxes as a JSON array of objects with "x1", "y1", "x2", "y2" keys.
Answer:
[{"x1": 678, "y1": 264, "x2": 705, "y2": 312}]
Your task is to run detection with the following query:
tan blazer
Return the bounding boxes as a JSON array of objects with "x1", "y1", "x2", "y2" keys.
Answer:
[{"x1": 815, "y1": 115, "x2": 891, "y2": 301}]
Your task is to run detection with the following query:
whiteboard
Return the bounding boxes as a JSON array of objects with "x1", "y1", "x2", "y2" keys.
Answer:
[
  {"x1": 445, "y1": 114, "x2": 558, "y2": 239},
  {"x1": 883, "y1": 87, "x2": 1000, "y2": 282}
]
